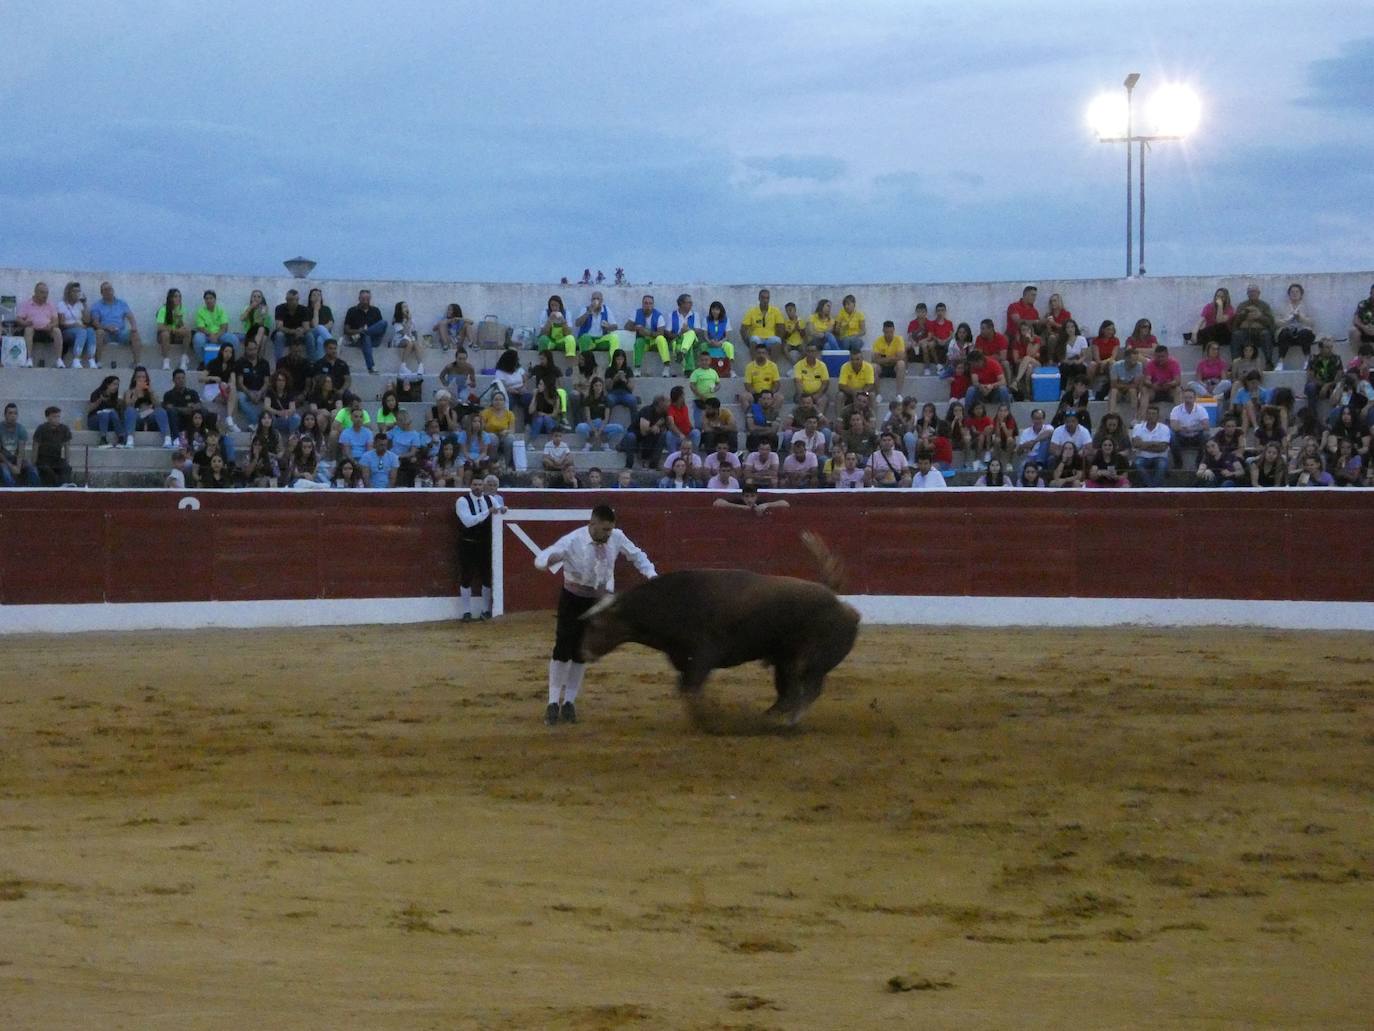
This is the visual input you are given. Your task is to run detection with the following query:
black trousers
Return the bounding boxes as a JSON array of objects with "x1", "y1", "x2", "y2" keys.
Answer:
[
  {"x1": 552, "y1": 588, "x2": 598, "y2": 661},
  {"x1": 458, "y1": 533, "x2": 491, "y2": 589}
]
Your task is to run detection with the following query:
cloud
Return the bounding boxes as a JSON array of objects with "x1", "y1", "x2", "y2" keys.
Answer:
[
  {"x1": 752, "y1": 156, "x2": 847, "y2": 184},
  {"x1": 1299, "y1": 38, "x2": 1374, "y2": 113}
]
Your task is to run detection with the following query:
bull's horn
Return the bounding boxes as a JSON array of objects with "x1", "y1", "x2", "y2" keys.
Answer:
[{"x1": 581, "y1": 595, "x2": 617, "y2": 620}]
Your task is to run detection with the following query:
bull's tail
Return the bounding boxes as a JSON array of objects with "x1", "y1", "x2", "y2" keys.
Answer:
[{"x1": 800, "y1": 531, "x2": 846, "y2": 593}]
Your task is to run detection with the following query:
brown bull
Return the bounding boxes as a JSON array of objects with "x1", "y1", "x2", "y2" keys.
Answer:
[{"x1": 578, "y1": 533, "x2": 860, "y2": 723}]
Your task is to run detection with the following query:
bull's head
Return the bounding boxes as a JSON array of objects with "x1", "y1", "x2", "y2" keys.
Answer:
[{"x1": 579, "y1": 594, "x2": 630, "y2": 662}]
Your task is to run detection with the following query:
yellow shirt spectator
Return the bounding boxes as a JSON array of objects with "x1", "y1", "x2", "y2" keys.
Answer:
[
  {"x1": 482, "y1": 407, "x2": 514, "y2": 435},
  {"x1": 834, "y1": 307, "x2": 866, "y2": 338},
  {"x1": 781, "y1": 316, "x2": 805, "y2": 347},
  {"x1": 872, "y1": 333, "x2": 905, "y2": 363},
  {"x1": 743, "y1": 357, "x2": 781, "y2": 394},
  {"x1": 741, "y1": 305, "x2": 786, "y2": 342},
  {"x1": 793, "y1": 356, "x2": 829, "y2": 395},
  {"x1": 806, "y1": 314, "x2": 834, "y2": 339},
  {"x1": 839, "y1": 359, "x2": 875, "y2": 392}
]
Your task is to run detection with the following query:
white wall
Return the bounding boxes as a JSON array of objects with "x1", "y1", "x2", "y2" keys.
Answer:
[{"x1": 3, "y1": 266, "x2": 1370, "y2": 347}]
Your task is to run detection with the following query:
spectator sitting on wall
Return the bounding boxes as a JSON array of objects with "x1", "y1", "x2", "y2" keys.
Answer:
[
  {"x1": 543, "y1": 428, "x2": 578, "y2": 487},
  {"x1": 1194, "y1": 287, "x2": 1234, "y2": 354},
  {"x1": 273, "y1": 288, "x2": 312, "y2": 364},
  {"x1": 785, "y1": 437, "x2": 813, "y2": 489},
  {"x1": 1142, "y1": 344, "x2": 1183, "y2": 420},
  {"x1": 1274, "y1": 283, "x2": 1316, "y2": 371},
  {"x1": 964, "y1": 349, "x2": 1011, "y2": 412},
  {"x1": 89, "y1": 280, "x2": 143, "y2": 368},
  {"x1": 909, "y1": 451, "x2": 947, "y2": 489},
  {"x1": 17, "y1": 281, "x2": 64, "y2": 368},
  {"x1": 741, "y1": 288, "x2": 785, "y2": 361},
  {"x1": 1108, "y1": 347, "x2": 1144, "y2": 420},
  {"x1": 1131, "y1": 405, "x2": 1173, "y2": 487},
  {"x1": 342, "y1": 289, "x2": 386, "y2": 374},
  {"x1": 0, "y1": 403, "x2": 40, "y2": 486},
  {"x1": 833, "y1": 294, "x2": 867, "y2": 352},
  {"x1": 1231, "y1": 284, "x2": 1276, "y2": 367},
  {"x1": 1086, "y1": 436, "x2": 1130, "y2": 488}
]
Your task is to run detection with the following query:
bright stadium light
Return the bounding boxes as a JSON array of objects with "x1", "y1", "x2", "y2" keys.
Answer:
[
  {"x1": 1147, "y1": 83, "x2": 1201, "y2": 138},
  {"x1": 1087, "y1": 92, "x2": 1129, "y2": 139},
  {"x1": 1089, "y1": 74, "x2": 1201, "y2": 278}
]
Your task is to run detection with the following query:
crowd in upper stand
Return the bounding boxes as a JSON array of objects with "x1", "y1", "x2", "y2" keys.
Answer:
[{"x1": 2, "y1": 277, "x2": 1372, "y2": 490}]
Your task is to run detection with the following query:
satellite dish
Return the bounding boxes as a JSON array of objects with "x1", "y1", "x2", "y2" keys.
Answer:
[{"x1": 284, "y1": 257, "x2": 317, "y2": 279}]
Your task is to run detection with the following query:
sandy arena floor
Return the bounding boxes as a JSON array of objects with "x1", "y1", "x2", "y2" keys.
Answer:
[{"x1": 1, "y1": 618, "x2": 1371, "y2": 1030}]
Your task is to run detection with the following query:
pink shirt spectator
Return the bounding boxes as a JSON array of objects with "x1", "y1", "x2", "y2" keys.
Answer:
[
  {"x1": 706, "y1": 472, "x2": 739, "y2": 490},
  {"x1": 782, "y1": 451, "x2": 818, "y2": 483},
  {"x1": 1199, "y1": 304, "x2": 1234, "y2": 327},
  {"x1": 704, "y1": 451, "x2": 741, "y2": 476},
  {"x1": 836, "y1": 467, "x2": 867, "y2": 488},
  {"x1": 1196, "y1": 355, "x2": 1228, "y2": 382},
  {"x1": 17, "y1": 299, "x2": 59, "y2": 330},
  {"x1": 743, "y1": 450, "x2": 779, "y2": 482},
  {"x1": 1145, "y1": 356, "x2": 1181, "y2": 387}
]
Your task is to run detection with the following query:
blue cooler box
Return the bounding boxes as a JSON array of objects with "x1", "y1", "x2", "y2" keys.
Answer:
[
  {"x1": 821, "y1": 350, "x2": 850, "y2": 377},
  {"x1": 1031, "y1": 369, "x2": 1061, "y2": 402},
  {"x1": 1199, "y1": 398, "x2": 1220, "y2": 426}
]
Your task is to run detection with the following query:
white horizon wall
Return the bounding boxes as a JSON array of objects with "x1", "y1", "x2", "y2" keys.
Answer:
[{"x1": 3, "y1": 266, "x2": 1371, "y2": 349}]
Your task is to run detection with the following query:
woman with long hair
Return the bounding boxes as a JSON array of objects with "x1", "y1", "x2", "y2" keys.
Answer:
[
  {"x1": 391, "y1": 301, "x2": 425, "y2": 377},
  {"x1": 124, "y1": 365, "x2": 173, "y2": 447},
  {"x1": 240, "y1": 289, "x2": 272, "y2": 349},
  {"x1": 1086, "y1": 436, "x2": 1130, "y2": 487},
  {"x1": 375, "y1": 389, "x2": 401, "y2": 432},
  {"x1": 605, "y1": 349, "x2": 638, "y2": 419},
  {"x1": 332, "y1": 457, "x2": 364, "y2": 488},
  {"x1": 1249, "y1": 441, "x2": 1288, "y2": 487},
  {"x1": 306, "y1": 288, "x2": 334, "y2": 361},
  {"x1": 202, "y1": 341, "x2": 241, "y2": 433},
  {"x1": 241, "y1": 436, "x2": 279, "y2": 487},
  {"x1": 806, "y1": 299, "x2": 838, "y2": 350},
  {"x1": 975, "y1": 457, "x2": 1013, "y2": 487},
  {"x1": 574, "y1": 377, "x2": 625, "y2": 451},
  {"x1": 287, "y1": 435, "x2": 322, "y2": 486},
  {"x1": 431, "y1": 439, "x2": 463, "y2": 487},
  {"x1": 493, "y1": 348, "x2": 532, "y2": 425},
  {"x1": 1194, "y1": 287, "x2": 1234, "y2": 353},
  {"x1": 88, "y1": 374, "x2": 128, "y2": 448},
  {"x1": 704, "y1": 300, "x2": 734, "y2": 363},
  {"x1": 1049, "y1": 441, "x2": 1084, "y2": 487},
  {"x1": 537, "y1": 295, "x2": 577, "y2": 357},
  {"x1": 1058, "y1": 318, "x2": 1090, "y2": 387},
  {"x1": 155, "y1": 288, "x2": 193, "y2": 371},
  {"x1": 264, "y1": 370, "x2": 301, "y2": 438},
  {"x1": 1008, "y1": 321, "x2": 1043, "y2": 398},
  {"x1": 435, "y1": 302, "x2": 472, "y2": 352},
  {"x1": 252, "y1": 408, "x2": 283, "y2": 459}
]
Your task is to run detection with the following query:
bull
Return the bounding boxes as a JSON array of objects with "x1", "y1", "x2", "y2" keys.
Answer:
[{"x1": 578, "y1": 533, "x2": 860, "y2": 724}]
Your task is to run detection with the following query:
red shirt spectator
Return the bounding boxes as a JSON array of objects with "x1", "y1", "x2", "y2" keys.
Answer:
[
  {"x1": 928, "y1": 316, "x2": 954, "y2": 341},
  {"x1": 927, "y1": 434, "x2": 954, "y2": 466},
  {"x1": 906, "y1": 316, "x2": 931, "y2": 341},
  {"x1": 1092, "y1": 335, "x2": 1120, "y2": 361},
  {"x1": 1009, "y1": 332, "x2": 1042, "y2": 362},
  {"x1": 976, "y1": 325, "x2": 1008, "y2": 359},
  {"x1": 971, "y1": 355, "x2": 1006, "y2": 388},
  {"x1": 1144, "y1": 352, "x2": 1182, "y2": 387},
  {"x1": 949, "y1": 368, "x2": 971, "y2": 400},
  {"x1": 667, "y1": 400, "x2": 693, "y2": 437},
  {"x1": 1006, "y1": 298, "x2": 1041, "y2": 340},
  {"x1": 966, "y1": 413, "x2": 993, "y2": 435}
]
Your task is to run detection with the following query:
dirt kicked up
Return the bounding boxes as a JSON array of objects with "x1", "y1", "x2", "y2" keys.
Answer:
[{"x1": 1, "y1": 617, "x2": 1371, "y2": 1030}]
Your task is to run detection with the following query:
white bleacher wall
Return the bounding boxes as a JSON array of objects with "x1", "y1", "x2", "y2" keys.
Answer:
[{"x1": 3, "y1": 267, "x2": 1372, "y2": 345}]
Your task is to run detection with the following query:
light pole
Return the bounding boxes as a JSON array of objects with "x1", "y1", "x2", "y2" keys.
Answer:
[{"x1": 1089, "y1": 78, "x2": 1199, "y2": 277}]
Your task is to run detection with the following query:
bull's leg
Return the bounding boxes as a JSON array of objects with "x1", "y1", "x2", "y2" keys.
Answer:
[
  {"x1": 765, "y1": 659, "x2": 802, "y2": 715},
  {"x1": 676, "y1": 650, "x2": 715, "y2": 694}
]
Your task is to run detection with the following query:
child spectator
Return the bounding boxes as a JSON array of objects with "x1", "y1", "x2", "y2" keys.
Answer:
[
  {"x1": 1016, "y1": 461, "x2": 1046, "y2": 487},
  {"x1": 32, "y1": 406, "x2": 73, "y2": 486},
  {"x1": 542, "y1": 429, "x2": 577, "y2": 487}
]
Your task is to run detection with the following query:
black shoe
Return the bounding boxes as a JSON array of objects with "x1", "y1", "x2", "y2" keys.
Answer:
[
  {"x1": 544, "y1": 703, "x2": 560, "y2": 726},
  {"x1": 461, "y1": 612, "x2": 473, "y2": 622},
  {"x1": 560, "y1": 701, "x2": 577, "y2": 724},
  {"x1": 479, "y1": 611, "x2": 492, "y2": 621}
]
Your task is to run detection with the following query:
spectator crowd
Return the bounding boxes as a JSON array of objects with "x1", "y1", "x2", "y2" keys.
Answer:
[{"x1": 3, "y1": 278, "x2": 1373, "y2": 490}]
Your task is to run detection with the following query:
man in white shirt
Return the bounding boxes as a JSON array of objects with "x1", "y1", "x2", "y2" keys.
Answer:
[
  {"x1": 1014, "y1": 407, "x2": 1053, "y2": 473},
  {"x1": 865, "y1": 432, "x2": 910, "y2": 486},
  {"x1": 909, "y1": 452, "x2": 947, "y2": 489},
  {"x1": 1049, "y1": 409, "x2": 1092, "y2": 458},
  {"x1": 534, "y1": 505, "x2": 657, "y2": 725},
  {"x1": 456, "y1": 478, "x2": 507, "y2": 622},
  {"x1": 1168, "y1": 388, "x2": 1211, "y2": 469},
  {"x1": 1131, "y1": 404, "x2": 1173, "y2": 487}
]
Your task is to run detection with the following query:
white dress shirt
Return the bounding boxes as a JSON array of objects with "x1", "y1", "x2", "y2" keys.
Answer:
[
  {"x1": 455, "y1": 492, "x2": 493, "y2": 528},
  {"x1": 910, "y1": 468, "x2": 947, "y2": 489},
  {"x1": 535, "y1": 526, "x2": 657, "y2": 596}
]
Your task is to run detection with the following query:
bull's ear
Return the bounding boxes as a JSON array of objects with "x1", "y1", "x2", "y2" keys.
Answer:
[{"x1": 581, "y1": 595, "x2": 617, "y2": 621}]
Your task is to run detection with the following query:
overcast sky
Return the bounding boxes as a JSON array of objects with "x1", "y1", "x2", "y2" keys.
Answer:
[{"x1": 2, "y1": 0, "x2": 1369, "y2": 284}]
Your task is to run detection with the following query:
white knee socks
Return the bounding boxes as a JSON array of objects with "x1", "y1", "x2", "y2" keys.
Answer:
[
  {"x1": 481, "y1": 586, "x2": 492, "y2": 614},
  {"x1": 460, "y1": 587, "x2": 474, "y2": 617},
  {"x1": 548, "y1": 659, "x2": 570, "y2": 704},
  {"x1": 563, "y1": 662, "x2": 586, "y2": 703}
]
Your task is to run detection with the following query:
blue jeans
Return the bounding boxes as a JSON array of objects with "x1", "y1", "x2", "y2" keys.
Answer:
[
  {"x1": 93, "y1": 409, "x2": 127, "y2": 443},
  {"x1": 575, "y1": 419, "x2": 625, "y2": 443},
  {"x1": 238, "y1": 394, "x2": 264, "y2": 426},
  {"x1": 347, "y1": 321, "x2": 388, "y2": 371},
  {"x1": 1134, "y1": 455, "x2": 1168, "y2": 487},
  {"x1": 308, "y1": 326, "x2": 331, "y2": 361},
  {"x1": 529, "y1": 413, "x2": 558, "y2": 436},
  {"x1": 96, "y1": 325, "x2": 133, "y2": 351},
  {"x1": 272, "y1": 329, "x2": 311, "y2": 363},
  {"x1": 123, "y1": 407, "x2": 171, "y2": 437},
  {"x1": 965, "y1": 385, "x2": 1012, "y2": 410},
  {"x1": 62, "y1": 327, "x2": 97, "y2": 359},
  {"x1": 666, "y1": 428, "x2": 700, "y2": 452},
  {"x1": 1, "y1": 462, "x2": 40, "y2": 486},
  {"x1": 838, "y1": 335, "x2": 865, "y2": 352},
  {"x1": 194, "y1": 331, "x2": 241, "y2": 365},
  {"x1": 273, "y1": 413, "x2": 302, "y2": 437}
]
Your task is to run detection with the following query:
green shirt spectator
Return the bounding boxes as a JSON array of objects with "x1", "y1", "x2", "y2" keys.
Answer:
[
  {"x1": 196, "y1": 304, "x2": 230, "y2": 334},
  {"x1": 689, "y1": 365, "x2": 720, "y2": 402}
]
